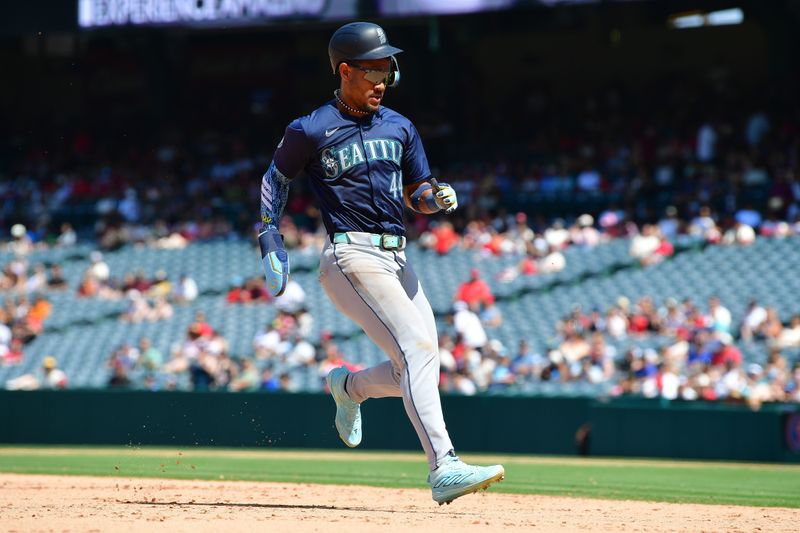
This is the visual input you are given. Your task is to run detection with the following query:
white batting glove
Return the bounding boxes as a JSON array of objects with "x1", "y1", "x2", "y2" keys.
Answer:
[{"x1": 431, "y1": 180, "x2": 458, "y2": 214}]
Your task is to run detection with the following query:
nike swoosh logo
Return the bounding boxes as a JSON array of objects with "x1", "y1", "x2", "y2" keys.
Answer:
[{"x1": 325, "y1": 127, "x2": 340, "y2": 137}]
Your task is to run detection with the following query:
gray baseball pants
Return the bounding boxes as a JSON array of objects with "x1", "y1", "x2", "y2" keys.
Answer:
[{"x1": 319, "y1": 233, "x2": 454, "y2": 470}]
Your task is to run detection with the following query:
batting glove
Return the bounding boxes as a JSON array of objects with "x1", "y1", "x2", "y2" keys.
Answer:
[
  {"x1": 258, "y1": 225, "x2": 289, "y2": 297},
  {"x1": 432, "y1": 180, "x2": 458, "y2": 214}
]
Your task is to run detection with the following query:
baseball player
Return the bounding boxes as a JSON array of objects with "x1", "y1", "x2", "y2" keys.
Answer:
[{"x1": 258, "y1": 21, "x2": 504, "y2": 505}]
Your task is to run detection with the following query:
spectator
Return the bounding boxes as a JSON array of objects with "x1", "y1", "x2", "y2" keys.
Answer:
[
  {"x1": 745, "y1": 110, "x2": 770, "y2": 148},
  {"x1": 245, "y1": 278, "x2": 270, "y2": 303},
  {"x1": 735, "y1": 204, "x2": 763, "y2": 229},
  {"x1": 0, "y1": 319, "x2": 11, "y2": 352},
  {"x1": 2, "y1": 338, "x2": 24, "y2": 366},
  {"x1": 723, "y1": 222, "x2": 756, "y2": 246},
  {"x1": 437, "y1": 333, "x2": 457, "y2": 374},
  {"x1": 707, "y1": 296, "x2": 732, "y2": 335},
  {"x1": 454, "y1": 268, "x2": 494, "y2": 309},
  {"x1": 776, "y1": 315, "x2": 800, "y2": 349},
  {"x1": 118, "y1": 188, "x2": 141, "y2": 223},
  {"x1": 606, "y1": 306, "x2": 629, "y2": 339},
  {"x1": 544, "y1": 220, "x2": 570, "y2": 249},
  {"x1": 191, "y1": 311, "x2": 214, "y2": 338},
  {"x1": 689, "y1": 206, "x2": 721, "y2": 243},
  {"x1": 510, "y1": 340, "x2": 545, "y2": 381},
  {"x1": 759, "y1": 307, "x2": 784, "y2": 341},
  {"x1": 138, "y1": 337, "x2": 163, "y2": 373},
  {"x1": 559, "y1": 332, "x2": 590, "y2": 366},
  {"x1": 88, "y1": 251, "x2": 110, "y2": 282},
  {"x1": 26, "y1": 295, "x2": 51, "y2": 335},
  {"x1": 278, "y1": 372, "x2": 296, "y2": 392},
  {"x1": 260, "y1": 368, "x2": 280, "y2": 391},
  {"x1": 696, "y1": 120, "x2": 717, "y2": 162},
  {"x1": 253, "y1": 316, "x2": 295, "y2": 361},
  {"x1": 540, "y1": 246, "x2": 566, "y2": 273},
  {"x1": 453, "y1": 301, "x2": 487, "y2": 350},
  {"x1": 47, "y1": 264, "x2": 68, "y2": 290},
  {"x1": 275, "y1": 279, "x2": 305, "y2": 313},
  {"x1": 711, "y1": 337, "x2": 743, "y2": 368},
  {"x1": 489, "y1": 353, "x2": 516, "y2": 389},
  {"x1": 149, "y1": 295, "x2": 173, "y2": 321},
  {"x1": 740, "y1": 299, "x2": 768, "y2": 341},
  {"x1": 41, "y1": 356, "x2": 68, "y2": 389},
  {"x1": 173, "y1": 274, "x2": 199, "y2": 302},
  {"x1": 147, "y1": 270, "x2": 172, "y2": 299},
  {"x1": 422, "y1": 221, "x2": 459, "y2": 255},
  {"x1": 25, "y1": 264, "x2": 48, "y2": 293},
  {"x1": 318, "y1": 342, "x2": 360, "y2": 377},
  {"x1": 9, "y1": 224, "x2": 33, "y2": 256},
  {"x1": 189, "y1": 352, "x2": 217, "y2": 391},
  {"x1": 226, "y1": 278, "x2": 251, "y2": 304},
  {"x1": 208, "y1": 352, "x2": 234, "y2": 390},
  {"x1": 120, "y1": 290, "x2": 151, "y2": 323},
  {"x1": 630, "y1": 225, "x2": 671, "y2": 266},
  {"x1": 108, "y1": 350, "x2": 133, "y2": 388},
  {"x1": 285, "y1": 334, "x2": 316, "y2": 367},
  {"x1": 451, "y1": 369, "x2": 478, "y2": 396},
  {"x1": 229, "y1": 359, "x2": 260, "y2": 392},
  {"x1": 571, "y1": 214, "x2": 602, "y2": 247},
  {"x1": 56, "y1": 223, "x2": 77, "y2": 247},
  {"x1": 480, "y1": 302, "x2": 503, "y2": 328},
  {"x1": 657, "y1": 206, "x2": 680, "y2": 240},
  {"x1": 6, "y1": 355, "x2": 67, "y2": 390},
  {"x1": 77, "y1": 272, "x2": 100, "y2": 298},
  {"x1": 659, "y1": 363, "x2": 681, "y2": 400}
]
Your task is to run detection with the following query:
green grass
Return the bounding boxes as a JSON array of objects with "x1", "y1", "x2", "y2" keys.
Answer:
[{"x1": 0, "y1": 446, "x2": 798, "y2": 508}]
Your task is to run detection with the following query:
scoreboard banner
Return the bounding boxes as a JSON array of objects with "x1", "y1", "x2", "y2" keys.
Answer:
[
  {"x1": 78, "y1": 0, "x2": 357, "y2": 28},
  {"x1": 77, "y1": 0, "x2": 631, "y2": 29}
]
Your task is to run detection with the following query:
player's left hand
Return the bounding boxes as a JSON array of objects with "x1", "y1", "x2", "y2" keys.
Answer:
[
  {"x1": 258, "y1": 225, "x2": 289, "y2": 297},
  {"x1": 433, "y1": 181, "x2": 458, "y2": 213}
]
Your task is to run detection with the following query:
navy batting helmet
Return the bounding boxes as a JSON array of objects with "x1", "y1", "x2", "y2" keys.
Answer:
[{"x1": 328, "y1": 22, "x2": 403, "y2": 87}]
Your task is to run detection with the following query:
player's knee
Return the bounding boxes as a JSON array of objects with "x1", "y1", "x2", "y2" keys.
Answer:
[{"x1": 401, "y1": 338, "x2": 438, "y2": 364}]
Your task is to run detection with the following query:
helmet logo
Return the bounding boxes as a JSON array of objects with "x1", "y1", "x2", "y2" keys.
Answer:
[{"x1": 376, "y1": 27, "x2": 387, "y2": 44}]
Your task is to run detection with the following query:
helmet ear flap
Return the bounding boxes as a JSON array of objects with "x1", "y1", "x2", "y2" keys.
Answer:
[{"x1": 387, "y1": 56, "x2": 400, "y2": 88}]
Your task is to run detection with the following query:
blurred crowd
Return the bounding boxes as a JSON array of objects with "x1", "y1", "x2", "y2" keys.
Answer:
[
  {"x1": 104, "y1": 304, "x2": 359, "y2": 394},
  {"x1": 2, "y1": 77, "x2": 800, "y2": 252},
  {"x1": 2, "y1": 76, "x2": 799, "y2": 405},
  {"x1": 437, "y1": 289, "x2": 800, "y2": 408}
]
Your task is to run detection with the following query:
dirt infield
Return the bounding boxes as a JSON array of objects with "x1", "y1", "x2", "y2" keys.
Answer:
[{"x1": 1, "y1": 474, "x2": 796, "y2": 532}]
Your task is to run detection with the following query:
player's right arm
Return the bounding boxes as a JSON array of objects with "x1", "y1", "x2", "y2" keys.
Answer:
[
  {"x1": 400, "y1": 122, "x2": 458, "y2": 215},
  {"x1": 258, "y1": 120, "x2": 311, "y2": 297}
]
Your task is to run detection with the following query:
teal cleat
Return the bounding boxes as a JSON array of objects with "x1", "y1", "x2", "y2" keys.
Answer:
[
  {"x1": 428, "y1": 453, "x2": 505, "y2": 505},
  {"x1": 326, "y1": 367, "x2": 362, "y2": 448}
]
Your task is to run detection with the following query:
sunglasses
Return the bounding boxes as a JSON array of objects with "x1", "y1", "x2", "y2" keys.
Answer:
[{"x1": 348, "y1": 63, "x2": 399, "y2": 87}]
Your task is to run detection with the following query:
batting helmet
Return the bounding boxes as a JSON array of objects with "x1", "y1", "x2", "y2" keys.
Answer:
[{"x1": 328, "y1": 22, "x2": 403, "y2": 87}]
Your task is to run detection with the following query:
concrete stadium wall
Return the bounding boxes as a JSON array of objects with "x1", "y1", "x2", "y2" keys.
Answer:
[{"x1": 0, "y1": 391, "x2": 797, "y2": 462}]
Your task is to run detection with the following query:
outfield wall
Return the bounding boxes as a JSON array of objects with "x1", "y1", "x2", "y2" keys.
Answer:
[{"x1": 1, "y1": 390, "x2": 797, "y2": 462}]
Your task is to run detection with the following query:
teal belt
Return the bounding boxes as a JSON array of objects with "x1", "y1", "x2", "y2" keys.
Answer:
[{"x1": 332, "y1": 232, "x2": 406, "y2": 251}]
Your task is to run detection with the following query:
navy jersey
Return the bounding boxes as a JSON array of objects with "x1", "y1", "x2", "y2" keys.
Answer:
[{"x1": 273, "y1": 99, "x2": 431, "y2": 236}]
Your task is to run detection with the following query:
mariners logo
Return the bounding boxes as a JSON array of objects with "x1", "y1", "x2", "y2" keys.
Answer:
[{"x1": 321, "y1": 148, "x2": 339, "y2": 178}]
